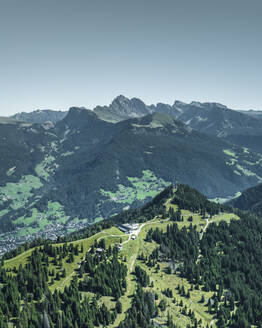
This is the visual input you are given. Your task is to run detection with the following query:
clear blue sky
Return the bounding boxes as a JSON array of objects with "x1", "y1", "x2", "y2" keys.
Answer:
[{"x1": 1, "y1": 0, "x2": 261, "y2": 115}]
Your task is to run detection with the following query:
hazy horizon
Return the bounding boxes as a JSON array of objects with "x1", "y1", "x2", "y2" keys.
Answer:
[{"x1": 1, "y1": 0, "x2": 261, "y2": 115}]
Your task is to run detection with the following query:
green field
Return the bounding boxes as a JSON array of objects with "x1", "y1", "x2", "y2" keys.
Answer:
[
  {"x1": 223, "y1": 147, "x2": 262, "y2": 180},
  {"x1": 0, "y1": 175, "x2": 43, "y2": 210},
  {"x1": 11, "y1": 200, "x2": 70, "y2": 238},
  {"x1": 35, "y1": 154, "x2": 56, "y2": 181},
  {"x1": 223, "y1": 149, "x2": 237, "y2": 158},
  {"x1": 0, "y1": 142, "x2": 74, "y2": 240},
  {"x1": 101, "y1": 169, "x2": 170, "y2": 204}
]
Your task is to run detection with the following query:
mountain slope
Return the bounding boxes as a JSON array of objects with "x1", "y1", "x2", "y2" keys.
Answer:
[
  {"x1": 2, "y1": 108, "x2": 262, "y2": 251},
  {"x1": 175, "y1": 101, "x2": 262, "y2": 135},
  {"x1": 93, "y1": 96, "x2": 262, "y2": 153},
  {"x1": 0, "y1": 118, "x2": 54, "y2": 185},
  {"x1": 2, "y1": 186, "x2": 262, "y2": 328},
  {"x1": 94, "y1": 96, "x2": 262, "y2": 155},
  {"x1": 229, "y1": 183, "x2": 262, "y2": 213},
  {"x1": 175, "y1": 101, "x2": 262, "y2": 153},
  {"x1": 46, "y1": 110, "x2": 262, "y2": 221},
  {"x1": 237, "y1": 109, "x2": 262, "y2": 119},
  {"x1": 0, "y1": 186, "x2": 237, "y2": 327}
]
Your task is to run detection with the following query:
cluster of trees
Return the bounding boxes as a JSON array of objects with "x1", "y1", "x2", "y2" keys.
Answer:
[
  {"x1": 41, "y1": 242, "x2": 82, "y2": 267},
  {"x1": 146, "y1": 223, "x2": 199, "y2": 265},
  {"x1": 163, "y1": 288, "x2": 173, "y2": 298},
  {"x1": 46, "y1": 276, "x2": 119, "y2": 327},
  {"x1": 196, "y1": 213, "x2": 262, "y2": 326},
  {"x1": 168, "y1": 207, "x2": 183, "y2": 221},
  {"x1": 16, "y1": 275, "x2": 120, "y2": 327},
  {"x1": 0, "y1": 242, "x2": 126, "y2": 327},
  {"x1": 43, "y1": 242, "x2": 81, "y2": 259},
  {"x1": 79, "y1": 254, "x2": 127, "y2": 299},
  {"x1": 118, "y1": 284, "x2": 158, "y2": 328},
  {"x1": 3, "y1": 237, "x2": 45, "y2": 260},
  {"x1": 118, "y1": 284, "x2": 179, "y2": 328},
  {"x1": 0, "y1": 249, "x2": 50, "y2": 325},
  {"x1": 58, "y1": 219, "x2": 113, "y2": 243},
  {"x1": 171, "y1": 184, "x2": 225, "y2": 216},
  {"x1": 146, "y1": 206, "x2": 262, "y2": 327},
  {"x1": 134, "y1": 265, "x2": 150, "y2": 287}
]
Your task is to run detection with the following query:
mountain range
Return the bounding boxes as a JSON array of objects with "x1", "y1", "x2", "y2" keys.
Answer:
[
  {"x1": 1, "y1": 96, "x2": 262, "y2": 251},
  {"x1": 94, "y1": 96, "x2": 262, "y2": 154},
  {"x1": 12, "y1": 96, "x2": 262, "y2": 154}
]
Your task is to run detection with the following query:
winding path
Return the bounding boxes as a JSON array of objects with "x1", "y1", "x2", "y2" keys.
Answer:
[{"x1": 200, "y1": 218, "x2": 209, "y2": 240}]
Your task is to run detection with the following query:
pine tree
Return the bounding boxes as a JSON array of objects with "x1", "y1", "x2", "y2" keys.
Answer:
[{"x1": 116, "y1": 300, "x2": 122, "y2": 313}]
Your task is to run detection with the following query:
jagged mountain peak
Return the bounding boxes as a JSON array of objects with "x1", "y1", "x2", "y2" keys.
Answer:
[
  {"x1": 65, "y1": 106, "x2": 96, "y2": 121},
  {"x1": 94, "y1": 95, "x2": 150, "y2": 122},
  {"x1": 111, "y1": 94, "x2": 131, "y2": 105},
  {"x1": 110, "y1": 95, "x2": 149, "y2": 116},
  {"x1": 173, "y1": 100, "x2": 187, "y2": 107},
  {"x1": 56, "y1": 106, "x2": 106, "y2": 132},
  {"x1": 190, "y1": 101, "x2": 203, "y2": 107}
]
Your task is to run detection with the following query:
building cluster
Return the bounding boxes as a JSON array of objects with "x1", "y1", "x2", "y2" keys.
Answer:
[{"x1": 117, "y1": 223, "x2": 139, "y2": 234}]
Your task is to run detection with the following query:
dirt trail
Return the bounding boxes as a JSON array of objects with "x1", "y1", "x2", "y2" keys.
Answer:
[
  {"x1": 200, "y1": 218, "x2": 209, "y2": 240},
  {"x1": 129, "y1": 254, "x2": 136, "y2": 272}
]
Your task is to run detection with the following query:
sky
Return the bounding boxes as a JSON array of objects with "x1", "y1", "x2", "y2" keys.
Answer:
[{"x1": 0, "y1": 0, "x2": 261, "y2": 116}]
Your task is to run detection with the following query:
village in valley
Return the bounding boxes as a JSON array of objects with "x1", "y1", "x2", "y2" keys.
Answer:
[{"x1": 0, "y1": 219, "x2": 90, "y2": 256}]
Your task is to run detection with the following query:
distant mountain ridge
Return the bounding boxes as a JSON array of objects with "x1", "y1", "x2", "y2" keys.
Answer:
[
  {"x1": 94, "y1": 95, "x2": 182, "y2": 122},
  {"x1": 237, "y1": 109, "x2": 262, "y2": 120},
  {"x1": 9, "y1": 95, "x2": 262, "y2": 129},
  {"x1": 10, "y1": 109, "x2": 67, "y2": 124},
  {"x1": 93, "y1": 95, "x2": 262, "y2": 153},
  {"x1": 175, "y1": 101, "x2": 261, "y2": 136}
]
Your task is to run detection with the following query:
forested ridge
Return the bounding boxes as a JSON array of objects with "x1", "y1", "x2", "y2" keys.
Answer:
[
  {"x1": 0, "y1": 242, "x2": 127, "y2": 327},
  {"x1": 1, "y1": 185, "x2": 262, "y2": 327}
]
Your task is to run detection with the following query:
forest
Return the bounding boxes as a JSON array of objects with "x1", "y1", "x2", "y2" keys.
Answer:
[
  {"x1": 1, "y1": 185, "x2": 262, "y2": 327},
  {"x1": 145, "y1": 210, "x2": 262, "y2": 327}
]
